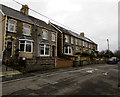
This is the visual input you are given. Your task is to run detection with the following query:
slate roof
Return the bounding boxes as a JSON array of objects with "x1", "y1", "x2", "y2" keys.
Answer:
[
  {"x1": 28, "y1": 16, "x2": 57, "y2": 32},
  {"x1": 50, "y1": 22, "x2": 96, "y2": 44},
  {"x1": 0, "y1": 4, "x2": 34, "y2": 24},
  {"x1": 0, "y1": 4, "x2": 56, "y2": 32}
]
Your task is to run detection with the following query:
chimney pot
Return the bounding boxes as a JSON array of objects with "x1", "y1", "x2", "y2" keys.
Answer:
[
  {"x1": 20, "y1": 5, "x2": 29, "y2": 15},
  {"x1": 80, "y1": 32, "x2": 84, "y2": 37}
]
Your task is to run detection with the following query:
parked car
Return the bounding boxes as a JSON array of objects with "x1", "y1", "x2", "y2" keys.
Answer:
[{"x1": 107, "y1": 57, "x2": 119, "y2": 64}]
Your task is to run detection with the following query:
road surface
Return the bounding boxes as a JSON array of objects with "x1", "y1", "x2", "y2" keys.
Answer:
[{"x1": 2, "y1": 64, "x2": 120, "y2": 96}]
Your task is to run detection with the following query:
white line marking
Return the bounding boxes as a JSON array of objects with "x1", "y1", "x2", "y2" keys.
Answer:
[{"x1": 86, "y1": 70, "x2": 94, "y2": 73}]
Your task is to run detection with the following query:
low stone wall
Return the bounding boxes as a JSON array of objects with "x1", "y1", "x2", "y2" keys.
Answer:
[{"x1": 25, "y1": 58, "x2": 55, "y2": 72}]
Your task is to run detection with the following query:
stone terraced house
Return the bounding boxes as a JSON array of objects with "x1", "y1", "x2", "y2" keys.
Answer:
[
  {"x1": 0, "y1": 4, "x2": 98, "y2": 71},
  {"x1": 50, "y1": 22, "x2": 98, "y2": 67},
  {"x1": 0, "y1": 4, "x2": 57, "y2": 71}
]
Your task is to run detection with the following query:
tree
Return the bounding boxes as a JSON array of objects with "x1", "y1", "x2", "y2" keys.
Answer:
[
  {"x1": 98, "y1": 50, "x2": 114, "y2": 58},
  {"x1": 114, "y1": 50, "x2": 120, "y2": 59},
  {"x1": 98, "y1": 50, "x2": 105, "y2": 58},
  {"x1": 104, "y1": 50, "x2": 114, "y2": 58}
]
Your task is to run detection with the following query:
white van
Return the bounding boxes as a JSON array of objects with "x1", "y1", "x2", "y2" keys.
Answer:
[{"x1": 107, "y1": 57, "x2": 119, "y2": 64}]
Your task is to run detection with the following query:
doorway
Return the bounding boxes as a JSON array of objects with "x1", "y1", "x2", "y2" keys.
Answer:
[
  {"x1": 7, "y1": 40, "x2": 13, "y2": 57},
  {"x1": 52, "y1": 46, "x2": 55, "y2": 57}
]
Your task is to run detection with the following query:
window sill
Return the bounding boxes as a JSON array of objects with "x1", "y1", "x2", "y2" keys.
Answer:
[
  {"x1": 40, "y1": 55, "x2": 50, "y2": 57},
  {"x1": 23, "y1": 34, "x2": 31, "y2": 36},
  {"x1": 42, "y1": 38, "x2": 48, "y2": 40},
  {"x1": 64, "y1": 53, "x2": 72, "y2": 55},
  {"x1": 19, "y1": 51, "x2": 33, "y2": 53},
  {"x1": 7, "y1": 31, "x2": 16, "y2": 33}
]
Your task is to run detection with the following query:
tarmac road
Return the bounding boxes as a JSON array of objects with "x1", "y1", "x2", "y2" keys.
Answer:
[{"x1": 2, "y1": 64, "x2": 120, "y2": 96}]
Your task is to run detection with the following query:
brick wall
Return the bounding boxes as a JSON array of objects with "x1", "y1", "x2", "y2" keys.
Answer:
[{"x1": 56, "y1": 58, "x2": 73, "y2": 68}]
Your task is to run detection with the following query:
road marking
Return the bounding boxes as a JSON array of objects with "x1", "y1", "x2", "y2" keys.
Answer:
[
  {"x1": 103, "y1": 72, "x2": 108, "y2": 76},
  {"x1": 2, "y1": 67, "x2": 99, "y2": 84},
  {"x1": 86, "y1": 70, "x2": 94, "y2": 73}
]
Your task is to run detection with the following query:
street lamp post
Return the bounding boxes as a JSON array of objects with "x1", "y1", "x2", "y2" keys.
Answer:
[{"x1": 107, "y1": 39, "x2": 110, "y2": 58}]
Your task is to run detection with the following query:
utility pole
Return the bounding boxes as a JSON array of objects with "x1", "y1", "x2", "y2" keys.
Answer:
[{"x1": 107, "y1": 39, "x2": 110, "y2": 58}]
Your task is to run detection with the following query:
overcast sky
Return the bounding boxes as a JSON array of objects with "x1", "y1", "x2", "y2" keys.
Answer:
[{"x1": 0, "y1": 0, "x2": 119, "y2": 52}]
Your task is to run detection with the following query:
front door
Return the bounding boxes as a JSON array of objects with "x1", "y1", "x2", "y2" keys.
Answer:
[
  {"x1": 52, "y1": 46, "x2": 55, "y2": 57},
  {"x1": 7, "y1": 40, "x2": 13, "y2": 57}
]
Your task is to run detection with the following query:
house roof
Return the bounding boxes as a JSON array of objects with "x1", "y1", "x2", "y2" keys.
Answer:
[
  {"x1": 28, "y1": 16, "x2": 57, "y2": 32},
  {"x1": 0, "y1": 4, "x2": 57, "y2": 32},
  {"x1": 0, "y1": 4, "x2": 34, "y2": 24},
  {"x1": 50, "y1": 22, "x2": 96, "y2": 44}
]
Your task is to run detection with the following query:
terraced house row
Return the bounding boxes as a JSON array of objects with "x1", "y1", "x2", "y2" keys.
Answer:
[{"x1": 0, "y1": 4, "x2": 98, "y2": 71}]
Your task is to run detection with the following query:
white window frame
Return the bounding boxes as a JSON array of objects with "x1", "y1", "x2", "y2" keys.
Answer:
[
  {"x1": 52, "y1": 33, "x2": 55, "y2": 41},
  {"x1": 65, "y1": 35, "x2": 69, "y2": 43},
  {"x1": 83, "y1": 41, "x2": 85, "y2": 47},
  {"x1": 75, "y1": 39, "x2": 79, "y2": 45},
  {"x1": 79, "y1": 40, "x2": 81, "y2": 46},
  {"x1": 23, "y1": 24, "x2": 31, "y2": 36},
  {"x1": 40, "y1": 44, "x2": 50, "y2": 56},
  {"x1": 64, "y1": 46, "x2": 72, "y2": 55},
  {"x1": 71, "y1": 37, "x2": 74, "y2": 44},
  {"x1": 42, "y1": 30, "x2": 47, "y2": 40},
  {"x1": 19, "y1": 39, "x2": 33, "y2": 53},
  {"x1": 8, "y1": 20, "x2": 16, "y2": 32},
  {"x1": 88, "y1": 44, "x2": 91, "y2": 48}
]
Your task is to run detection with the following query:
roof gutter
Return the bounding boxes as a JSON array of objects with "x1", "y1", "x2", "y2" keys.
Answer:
[{"x1": 49, "y1": 21, "x2": 63, "y2": 33}]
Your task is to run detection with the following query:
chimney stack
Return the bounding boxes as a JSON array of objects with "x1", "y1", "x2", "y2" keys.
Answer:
[
  {"x1": 80, "y1": 32, "x2": 84, "y2": 37},
  {"x1": 20, "y1": 5, "x2": 29, "y2": 15}
]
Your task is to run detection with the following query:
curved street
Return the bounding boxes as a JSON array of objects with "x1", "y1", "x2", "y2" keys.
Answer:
[{"x1": 2, "y1": 64, "x2": 120, "y2": 96}]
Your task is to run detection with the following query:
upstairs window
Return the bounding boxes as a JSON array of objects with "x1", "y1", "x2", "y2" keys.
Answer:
[
  {"x1": 65, "y1": 35, "x2": 69, "y2": 43},
  {"x1": 89, "y1": 44, "x2": 91, "y2": 48},
  {"x1": 64, "y1": 46, "x2": 72, "y2": 54},
  {"x1": 42, "y1": 30, "x2": 47, "y2": 39},
  {"x1": 71, "y1": 37, "x2": 74, "y2": 44},
  {"x1": 75, "y1": 39, "x2": 79, "y2": 45},
  {"x1": 52, "y1": 33, "x2": 55, "y2": 41},
  {"x1": 79, "y1": 40, "x2": 82, "y2": 46},
  {"x1": 23, "y1": 24, "x2": 31, "y2": 36},
  {"x1": 8, "y1": 20, "x2": 16, "y2": 32},
  {"x1": 40, "y1": 44, "x2": 50, "y2": 56},
  {"x1": 83, "y1": 41, "x2": 85, "y2": 47}
]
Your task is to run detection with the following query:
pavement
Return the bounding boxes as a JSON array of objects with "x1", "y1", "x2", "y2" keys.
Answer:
[
  {"x1": 1, "y1": 64, "x2": 106, "y2": 82},
  {"x1": 0, "y1": 65, "x2": 21, "y2": 77}
]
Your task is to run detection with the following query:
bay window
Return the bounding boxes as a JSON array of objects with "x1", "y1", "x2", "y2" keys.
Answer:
[
  {"x1": 64, "y1": 46, "x2": 72, "y2": 54},
  {"x1": 40, "y1": 44, "x2": 50, "y2": 56},
  {"x1": 19, "y1": 40, "x2": 33, "y2": 53}
]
